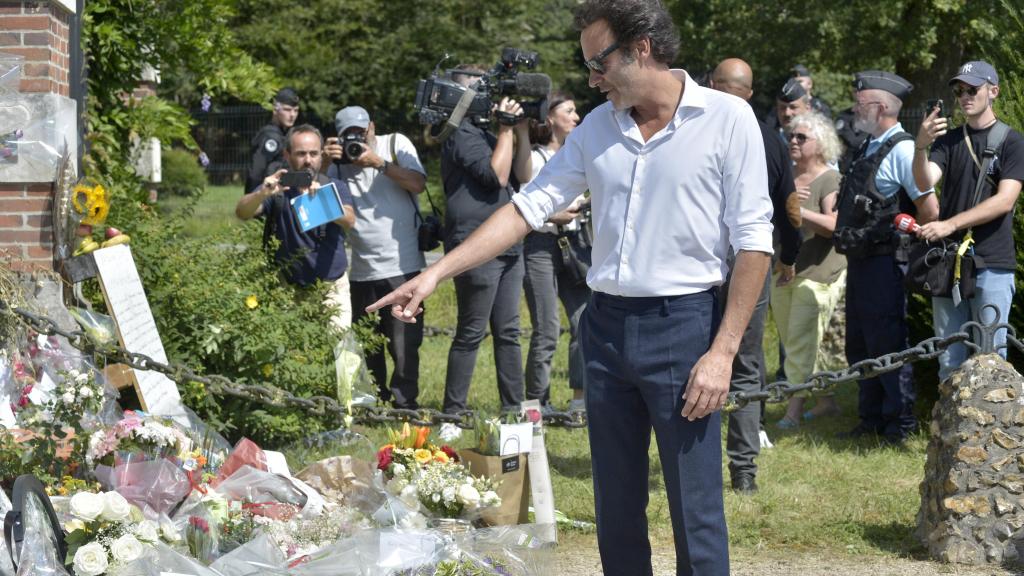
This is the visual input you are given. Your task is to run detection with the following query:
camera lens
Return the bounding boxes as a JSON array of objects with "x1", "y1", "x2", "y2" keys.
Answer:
[{"x1": 345, "y1": 141, "x2": 364, "y2": 160}]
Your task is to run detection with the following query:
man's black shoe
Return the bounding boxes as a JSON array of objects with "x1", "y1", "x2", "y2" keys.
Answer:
[
  {"x1": 837, "y1": 424, "x2": 877, "y2": 440},
  {"x1": 731, "y1": 474, "x2": 758, "y2": 495}
]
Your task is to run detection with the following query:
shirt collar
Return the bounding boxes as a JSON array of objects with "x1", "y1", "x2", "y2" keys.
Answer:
[
  {"x1": 612, "y1": 69, "x2": 706, "y2": 138},
  {"x1": 869, "y1": 122, "x2": 904, "y2": 146}
]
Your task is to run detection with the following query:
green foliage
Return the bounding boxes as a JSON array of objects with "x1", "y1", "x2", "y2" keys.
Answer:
[
  {"x1": 83, "y1": 0, "x2": 279, "y2": 223},
  {"x1": 158, "y1": 148, "x2": 208, "y2": 197},
  {"x1": 125, "y1": 206, "x2": 342, "y2": 445},
  {"x1": 231, "y1": 0, "x2": 586, "y2": 129}
]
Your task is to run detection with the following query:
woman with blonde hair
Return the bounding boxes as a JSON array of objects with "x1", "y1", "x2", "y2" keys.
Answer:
[{"x1": 774, "y1": 111, "x2": 848, "y2": 429}]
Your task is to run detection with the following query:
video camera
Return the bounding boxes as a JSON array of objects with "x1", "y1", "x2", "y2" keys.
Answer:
[{"x1": 414, "y1": 48, "x2": 552, "y2": 140}]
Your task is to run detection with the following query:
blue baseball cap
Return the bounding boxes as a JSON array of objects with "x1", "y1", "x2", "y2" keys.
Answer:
[
  {"x1": 949, "y1": 61, "x2": 999, "y2": 87},
  {"x1": 335, "y1": 106, "x2": 370, "y2": 134}
]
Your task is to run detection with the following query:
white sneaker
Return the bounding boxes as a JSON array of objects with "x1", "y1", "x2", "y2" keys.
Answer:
[
  {"x1": 759, "y1": 430, "x2": 774, "y2": 449},
  {"x1": 568, "y1": 399, "x2": 586, "y2": 413}
]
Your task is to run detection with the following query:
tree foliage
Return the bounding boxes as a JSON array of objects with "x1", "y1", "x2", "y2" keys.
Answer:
[
  {"x1": 230, "y1": 0, "x2": 587, "y2": 131},
  {"x1": 83, "y1": 0, "x2": 279, "y2": 207}
]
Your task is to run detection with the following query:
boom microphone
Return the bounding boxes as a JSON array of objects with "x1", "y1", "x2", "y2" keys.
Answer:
[
  {"x1": 514, "y1": 73, "x2": 552, "y2": 98},
  {"x1": 893, "y1": 213, "x2": 920, "y2": 234}
]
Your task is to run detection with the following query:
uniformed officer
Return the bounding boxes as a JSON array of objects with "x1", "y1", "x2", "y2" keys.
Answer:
[
  {"x1": 832, "y1": 71, "x2": 939, "y2": 445},
  {"x1": 792, "y1": 64, "x2": 833, "y2": 119},
  {"x1": 245, "y1": 87, "x2": 300, "y2": 193},
  {"x1": 765, "y1": 78, "x2": 811, "y2": 144},
  {"x1": 835, "y1": 104, "x2": 868, "y2": 173}
]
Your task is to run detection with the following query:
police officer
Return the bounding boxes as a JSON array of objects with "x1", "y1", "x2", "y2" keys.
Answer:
[
  {"x1": 245, "y1": 87, "x2": 300, "y2": 193},
  {"x1": 765, "y1": 78, "x2": 811, "y2": 145},
  {"x1": 832, "y1": 71, "x2": 939, "y2": 445},
  {"x1": 792, "y1": 64, "x2": 833, "y2": 119}
]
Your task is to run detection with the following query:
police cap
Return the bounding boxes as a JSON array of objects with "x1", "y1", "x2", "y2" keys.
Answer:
[
  {"x1": 852, "y1": 71, "x2": 913, "y2": 100},
  {"x1": 791, "y1": 64, "x2": 811, "y2": 78},
  {"x1": 273, "y1": 87, "x2": 300, "y2": 107},
  {"x1": 778, "y1": 78, "x2": 807, "y2": 103}
]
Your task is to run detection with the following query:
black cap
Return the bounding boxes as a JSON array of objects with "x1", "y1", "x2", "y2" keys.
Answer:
[
  {"x1": 852, "y1": 71, "x2": 913, "y2": 100},
  {"x1": 791, "y1": 64, "x2": 811, "y2": 78},
  {"x1": 778, "y1": 78, "x2": 807, "y2": 103},
  {"x1": 273, "y1": 87, "x2": 300, "y2": 107}
]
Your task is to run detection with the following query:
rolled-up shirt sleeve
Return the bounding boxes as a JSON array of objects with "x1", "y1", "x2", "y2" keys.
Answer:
[
  {"x1": 722, "y1": 105, "x2": 774, "y2": 255},
  {"x1": 512, "y1": 126, "x2": 589, "y2": 230}
]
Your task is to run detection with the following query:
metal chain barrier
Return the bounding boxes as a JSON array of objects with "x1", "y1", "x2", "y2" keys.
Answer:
[
  {"x1": 4, "y1": 304, "x2": 588, "y2": 429},
  {"x1": 4, "y1": 302, "x2": 1018, "y2": 425}
]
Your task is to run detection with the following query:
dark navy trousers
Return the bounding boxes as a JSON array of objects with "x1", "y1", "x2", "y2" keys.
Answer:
[
  {"x1": 845, "y1": 254, "x2": 916, "y2": 439},
  {"x1": 581, "y1": 291, "x2": 729, "y2": 576}
]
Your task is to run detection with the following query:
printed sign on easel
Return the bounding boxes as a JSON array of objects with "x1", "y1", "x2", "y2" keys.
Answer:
[{"x1": 91, "y1": 244, "x2": 188, "y2": 426}]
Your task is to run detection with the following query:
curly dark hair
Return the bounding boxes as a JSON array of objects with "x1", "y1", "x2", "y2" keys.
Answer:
[{"x1": 573, "y1": 0, "x2": 679, "y2": 65}]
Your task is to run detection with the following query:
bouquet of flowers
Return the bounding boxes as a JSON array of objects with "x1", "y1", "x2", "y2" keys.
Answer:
[
  {"x1": 376, "y1": 424, "x2": 500, "y2": 521},
  {"x1": 63, "y1": 490, "x2": 180, "y2": 576},
  {"x1": 86, "y1": 410, "x2": 192, "y2": 467}
]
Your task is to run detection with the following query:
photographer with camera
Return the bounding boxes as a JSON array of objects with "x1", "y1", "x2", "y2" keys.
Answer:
[
  {"x1": 324, "y1": 106, "x2": 429, "y2": 410},
  {"x1": 235, "y1": 124, "x2": 356, "y2": 331},
  {"x1": 439, "y1": 65, "x2": 533, "y2": 415}
]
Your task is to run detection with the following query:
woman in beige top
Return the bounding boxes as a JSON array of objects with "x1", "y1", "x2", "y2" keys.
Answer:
[{"x1": 774, "y1": 111, "x2": 848, "y2": 429}]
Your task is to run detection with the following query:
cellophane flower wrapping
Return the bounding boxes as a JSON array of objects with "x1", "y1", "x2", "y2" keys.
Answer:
[{"x1": 93, "y1": 456, "x2": 191, "y2": 518}]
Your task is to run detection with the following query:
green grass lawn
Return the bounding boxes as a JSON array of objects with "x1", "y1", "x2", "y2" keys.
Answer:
[
  {"x1": 157, "y1": 184, "x2": 244, "y2": 237},
  {"x1": 170, "y1": 180, "x2": 937, "y2": 562}
]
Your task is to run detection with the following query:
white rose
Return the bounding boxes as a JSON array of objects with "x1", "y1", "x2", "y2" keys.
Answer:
[
  {"x1": 442, "y1": 486, "x2": 456, "y2": 504},
  {"x1": 102, "y1": 491, "x2": 132, "y2": 522},
  {"x1": 75, "y1": 372, "x2": 89, "y2": 384},
  {"x1": 481, "y1": 490, "x2": 500, "y2": 507},
  {"x1": 135, "y1": 519, "x2": 160, "y2": 543},
  {"x1": 160, "y1": 521, "x2": 181, "y2": 543},
  {"x1": 62, "y1": 391, "x2": 76, "y2": 404},
  {"x1": 399, "y1": 484, "x2": 420, "y2": 509},
  {"x1": 72, "y1": 542, "x2": 109, "y2": 576},
  {"x1": 110, "y1": 533, "x2": 145, "y2": 564},
  {"x1": 391, "y1": 463, "x2": 407, "y2": 477},
  {"x1": 79, "y1": 386, "x2": 93, "y2": 398},
  {"x1": 456, "y1": 484, "x2": 481, "y2": 507},
  {"x1": 69, "y1": 492, "x2": 105, "y2": 522}
]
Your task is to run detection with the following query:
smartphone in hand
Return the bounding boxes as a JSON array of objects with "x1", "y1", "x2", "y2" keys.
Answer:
[
  {"x1": 280, "y1": 170, "x2": 314, "y2": 189},
  {"x1": 925, "y1": 98, "x2": 945, "y2": 118}
]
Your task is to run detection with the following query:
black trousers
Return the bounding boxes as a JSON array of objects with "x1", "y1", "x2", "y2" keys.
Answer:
[
  {"x1": 350, "y1": 271, "x2": 424, "y2": 409},
  {"x1": 444, "y1": 254, "x2": 525, "y2": 413}
]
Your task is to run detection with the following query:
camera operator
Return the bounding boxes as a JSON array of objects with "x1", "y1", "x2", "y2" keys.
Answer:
[
  {"x1": 440, "y1": 65, "x2": 533, "y2": 414},
  {"x1": 324, "y1": 106, "x2": 429, "y2": 410}
]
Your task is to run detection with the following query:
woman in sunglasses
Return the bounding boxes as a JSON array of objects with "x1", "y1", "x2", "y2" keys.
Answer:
[{"x1": 774, "y1": 111, "x2": 848, "y2": 429}]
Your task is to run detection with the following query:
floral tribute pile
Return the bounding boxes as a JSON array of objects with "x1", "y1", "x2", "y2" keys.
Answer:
[{"x1": 0, "y1": 328, "x2": 552, "y2": 575}]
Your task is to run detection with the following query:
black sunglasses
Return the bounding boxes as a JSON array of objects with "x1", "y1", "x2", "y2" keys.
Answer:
[
  {"x1": 953, "y1": 85, "x2": 981, "y2": 97},
  {"x1": 787, "y1": 132, "x2": 812, "y2": 144},
  {"x1": 585, "y1": 41, "x2": 620, "y2": 74}
]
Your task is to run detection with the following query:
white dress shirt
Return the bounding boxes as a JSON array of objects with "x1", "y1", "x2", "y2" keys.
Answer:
[{"x1": 512, "y1": 70, "x2": 774, "y2": 297}]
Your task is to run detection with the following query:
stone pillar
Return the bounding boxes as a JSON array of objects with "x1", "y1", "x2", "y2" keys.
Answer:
[
  {"x1": 0, "y1": 0, "x2": 76, "y2": 272},
  {"x1": 918, "y1": 354, "x2": 1024, "y2": 564}
]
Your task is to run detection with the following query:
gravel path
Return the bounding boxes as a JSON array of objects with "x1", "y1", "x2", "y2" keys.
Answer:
[{"x1": 552, "y1": 536, "x2": 1023, "y2": 575}]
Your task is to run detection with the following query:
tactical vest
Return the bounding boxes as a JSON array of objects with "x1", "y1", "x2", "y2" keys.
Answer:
[{"x1": 832, "y1": 132, "x2": 915, "y2": 260}]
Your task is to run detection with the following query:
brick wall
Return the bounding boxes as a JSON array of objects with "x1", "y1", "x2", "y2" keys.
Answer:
[
  {"x1": 0, "y1": 1, "x2": 71, "y2": 97},
  {"x1": 0, "y1": 0, "x2": 73, "y2": 272}
]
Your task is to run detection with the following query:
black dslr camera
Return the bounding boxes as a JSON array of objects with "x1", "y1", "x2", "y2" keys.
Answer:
[
  {"x1": 337, "y1": 132, "x2": 367, "y2": 164},
  {"x1": 414, "y1": 48, "x2": 552, "y2": 139}
]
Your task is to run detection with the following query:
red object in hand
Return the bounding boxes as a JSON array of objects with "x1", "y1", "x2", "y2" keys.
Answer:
[
  {"x1": 894, "y1": 213, "x2": 920, "y2": 233},
  {"x1": 105, "y1": 226, "x2": 122, "y2": 239}
]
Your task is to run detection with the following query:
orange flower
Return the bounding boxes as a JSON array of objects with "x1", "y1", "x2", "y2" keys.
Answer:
[
  {"x1": 414, "y1": 426, "x2": 430, "y2": 449},
  {"x1": 433, "y1": 450, "x2": 449, "y2": 463}
]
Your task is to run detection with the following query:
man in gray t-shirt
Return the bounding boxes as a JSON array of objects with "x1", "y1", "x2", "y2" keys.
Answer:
[{"x1": 325, "y1": 106, "x2": 428, "y2": 409}]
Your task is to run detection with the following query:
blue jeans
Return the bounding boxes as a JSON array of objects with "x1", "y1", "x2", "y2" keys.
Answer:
[
  {"x1": 582, "y1": 291, "x2": 729, "y2": 576},
  {"x1": 932, "y1": 268, "x2": 1016, "y2": 382}
]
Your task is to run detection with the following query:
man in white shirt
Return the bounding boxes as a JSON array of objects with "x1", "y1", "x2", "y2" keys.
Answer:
[
  {"x1": 325, "y1": 106, "x2": 428, "y2": 409},
  {"x1": 368, "y1": 1, "x2": 772, "y2": 573}
]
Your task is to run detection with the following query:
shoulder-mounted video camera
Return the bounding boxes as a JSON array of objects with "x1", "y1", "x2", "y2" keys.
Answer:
[{"x1": 414, "y1": 48, "x2": 552, "y2": 141}]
